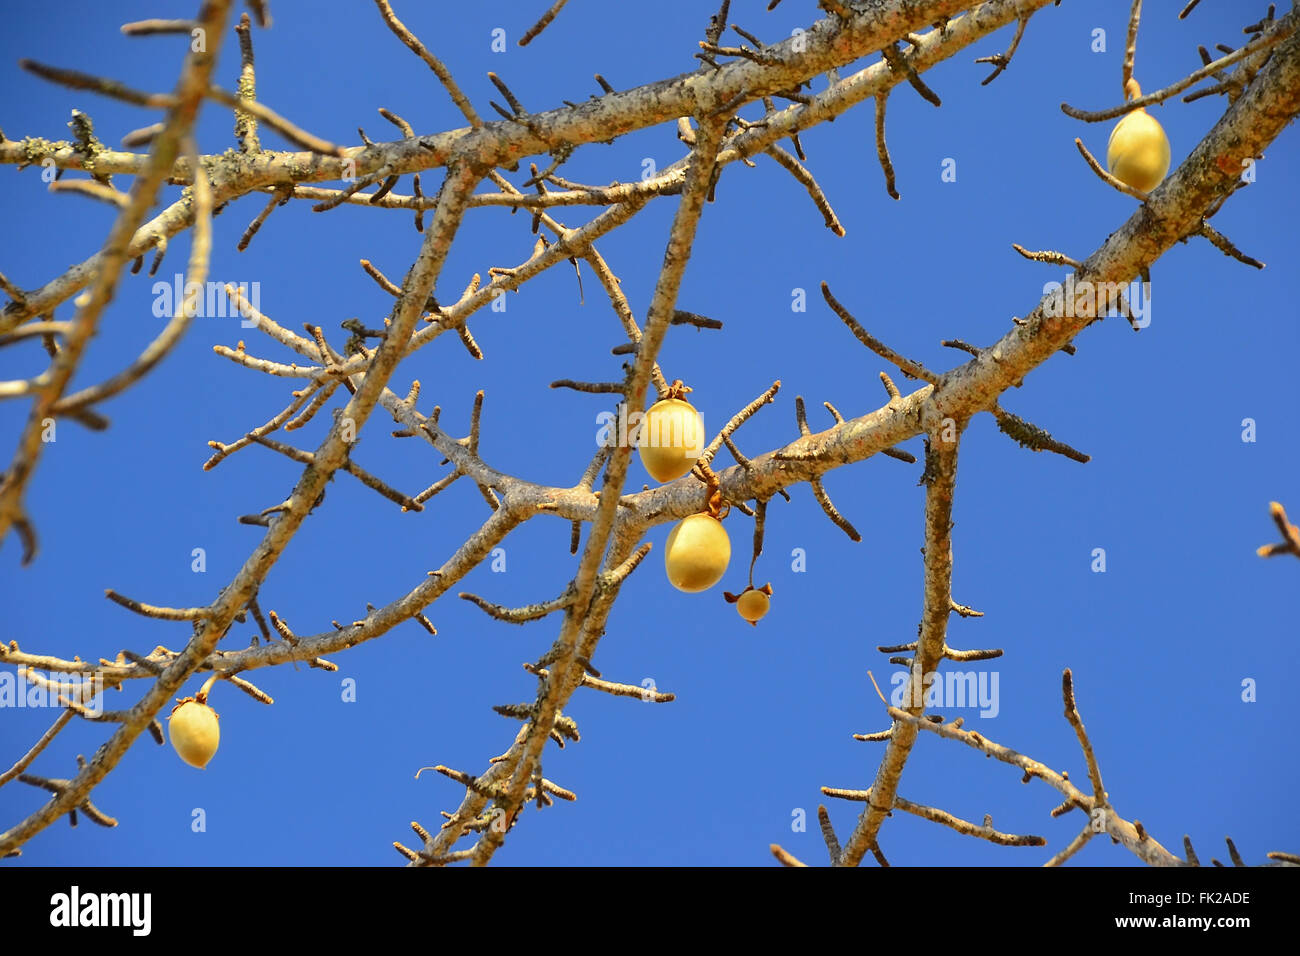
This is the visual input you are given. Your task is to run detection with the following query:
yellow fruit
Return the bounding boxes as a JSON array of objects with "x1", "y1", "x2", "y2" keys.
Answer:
[
  {"x1": 1106, "y1": 79, "x2": 1170, "y2": 193},
  {"x1": 736, "y1": 589, "x2": 770, "y2": 625},
  {"x1": 726, "y1": 583, "x2": 773, "y2": 626},
  {"x1": 664, "y1": 513, "x2": 730, "y2": 592},
  {"x1": 169, "y1": 699, "x2": 220, "y2": 769},
  {"x1": 637, "y1": 397, "x2": 704, "y2": 483}
]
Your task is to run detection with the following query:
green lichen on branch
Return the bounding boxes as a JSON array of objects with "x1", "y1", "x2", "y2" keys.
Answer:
[{"x1": 67, "y1": 110, "x2": 109, "y2": 185}]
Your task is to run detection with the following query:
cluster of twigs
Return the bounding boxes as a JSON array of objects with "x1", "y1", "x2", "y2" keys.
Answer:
[
  {"x1": 1, "y1": 0, "x2": 1296, "y2": 868},
  {"x1": 771, "y1": 0, "x2": 1300, "y2": 868}
]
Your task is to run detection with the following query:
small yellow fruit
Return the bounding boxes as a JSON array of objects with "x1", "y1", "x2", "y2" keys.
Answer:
[
  {"x1": 736, "y1": 589, "x2": 770, "y2": 625},
  {"x1": 637, "y1": 397, "x2": 704, "y2": 483},
  {"x1": 726, "y1": 583, "x2": 773, "y2": 626},
  {"x1": 169, "y1": 699, "x2": 220, "y2": 769},
  {"x1": 664, "y1": 513, "x2": 731, "y2": 593},
  {"x1": 1106, "y1": 78, "x2": 1170, "y2": 193}
]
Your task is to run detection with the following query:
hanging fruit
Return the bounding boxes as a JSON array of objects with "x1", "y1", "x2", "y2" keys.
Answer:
[
  {"x1": 665, "y1": 513, "x2": 731, "y2": 592},
  {"x1": 725, "y1": 583, "x2": 773, "y2": 626},
  {"x1": 1107, "y1": 78, "x2": 1170, "y2": 193},
  {"x1": 168, "y1": 675, "x2": 221, "y2": 769},
  {"x1": 663, "y1": 459, "x2": 730, "y2": 593},
  {"x1": 638, "y1": 380, "x2": 704, "y2": 483}
]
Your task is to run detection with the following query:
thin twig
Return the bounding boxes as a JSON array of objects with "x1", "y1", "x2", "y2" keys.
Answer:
[{"x1": 519, "y1": 0, "x2": 569, "y2": 47}]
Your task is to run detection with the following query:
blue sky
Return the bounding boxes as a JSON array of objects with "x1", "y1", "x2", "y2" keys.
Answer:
[{"x1": 1, "y1": 0, "x2": 1296, "y2": 867}]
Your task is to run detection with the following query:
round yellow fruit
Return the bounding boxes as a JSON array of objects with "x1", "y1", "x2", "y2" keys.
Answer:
[
  {"x1": 637, "y1": 397, "x2": 704, "y2": 483},
  {"x1": 736, "y1": 589, "x2": 770, "y2": 624},
  {"x1": 169, "y1": 700, "x2": 220, "y2": 769},
  {"x1": 1106, "y1": 79, "x2": 1170, "y2": 193},
  {"x1": 664, "y1": 513, "x2": 730, "y2": 593}
]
